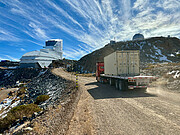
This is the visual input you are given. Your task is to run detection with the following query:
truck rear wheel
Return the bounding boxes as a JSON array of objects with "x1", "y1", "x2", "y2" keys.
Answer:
[
  {"x1": 109, "y1": 78, "x2": 113, "y2": 86},
  {"x1": 115, "y1": 79, "x2": 119, "y2": 89},
  {"x1": 124, "y1": 80, "x2": 128, "y2": 90},
  {"x1": 119, "y1": 80, "x2": 123, "y2": 90},
  {"x1": 100, "y1": 78, "x2": 103, "y2": 83}
]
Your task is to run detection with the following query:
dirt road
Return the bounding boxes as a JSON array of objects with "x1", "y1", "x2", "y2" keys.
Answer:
[{"x1": 52, "y1": 68, "x2": 180, "y2": 135}]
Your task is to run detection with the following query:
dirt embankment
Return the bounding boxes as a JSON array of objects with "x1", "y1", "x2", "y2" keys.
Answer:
[{"x1": 53, "y1": 68, "x2": 180, "y2": 135}]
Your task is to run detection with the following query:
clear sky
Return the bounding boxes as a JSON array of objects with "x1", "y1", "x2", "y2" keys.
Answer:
[{"x1": 0, "y1": 0, "x2": 180, "y2": 61}]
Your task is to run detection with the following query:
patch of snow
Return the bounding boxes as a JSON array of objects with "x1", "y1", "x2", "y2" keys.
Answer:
[
  {"x1": 149, "y1": 55, "x2": 158, "y2": 59},
  {"x1": 153, "y1": 46, "x2": 171, "y2": 62},
  {"x1": 168, "y1": 71, "x2": 176, "y2": 75},
  {"x1": 136, "y1": 42, "x2": 143, "y2": 50},
  {"x1": 175, "y1": 51, "x2": 180, "y2": 54},
  {"x1": 4, "y1": 71, "x2": 13, "y2": 77},
  {"x1": 174, "y1": 71, "x2": 180, "y2": 78},
  {"x1": 167, "y1": 70, "x2": 180, "y2": 78},
  {"x1": 126, "y1": 43, "x2": 128, "y2": 47},
  {"x1": 160, "y1": 55, "x2": 170, "y2": 61},
  {"x1": 0, "y1": 97, "x2": 20, "y2": 118},
  {"x1": 8, "y1": 66, "x2": 18, "y2": 69},
  {"x1": 37, "y1": 69, "x2": 48, "y2": 77},
  {"x1": 2, "y1": 114, "x2": 7, "y2": 118},
  {"x1": 170, "y1": 54, "x2": 175, "y2": 57},
  {"x1": 11, "y1": 100, "x2": 20, "y2": 108}
]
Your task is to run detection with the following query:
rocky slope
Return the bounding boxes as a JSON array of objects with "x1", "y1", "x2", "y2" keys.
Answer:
[
  {"x1": 0, "y1": 68, "x2": 41, "y2": 87},
  {"x1": 78, "y1": 37, "x2": 180, "y2": 72},
  {"x1": 24, "y1": 70, "x2": 74, "y2": 108},
  {"x1": 0, "y1": 69, "x2": 77, "y2": 134}
]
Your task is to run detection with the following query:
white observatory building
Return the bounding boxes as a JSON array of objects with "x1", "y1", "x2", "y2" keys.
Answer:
[{"x1": 20, "y1": 39, "x2": 63, "y2": 68}]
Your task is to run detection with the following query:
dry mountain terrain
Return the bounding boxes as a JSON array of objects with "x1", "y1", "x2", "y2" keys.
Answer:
[{"x1": 78, "y1": 37, "x2": 180, "y2": 72}]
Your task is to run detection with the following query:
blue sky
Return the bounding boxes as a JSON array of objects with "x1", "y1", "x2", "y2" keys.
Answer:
[{"x1": 0, "y1": 0, "x2": 180, "y2": 61}]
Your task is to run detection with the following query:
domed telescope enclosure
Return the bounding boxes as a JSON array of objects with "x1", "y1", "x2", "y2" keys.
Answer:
[
  {"x1": 132, "y1": 33, "x2": 144, "y2": 40},
  {"x1": 20, "y1": 39, "x2": 63, "y2": 68}
]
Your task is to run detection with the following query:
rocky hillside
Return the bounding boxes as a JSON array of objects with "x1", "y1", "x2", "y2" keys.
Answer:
[
  {"x1": 0, "y1": 68, "x2": 42, "y2": 87},
  {"x1": 141, "y1": 63, "x2": 180, "y2": 92},
  {"x1": 78, "y1": 37, "x2": 180, "y2": 72},
  {"x1": 0, "y1": 69, "x2": 77, "y2": 134}
]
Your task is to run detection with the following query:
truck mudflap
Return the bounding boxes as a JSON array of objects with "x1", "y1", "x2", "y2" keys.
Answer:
[{"x1": 128, "y1": 85, "x2": 147, "y2": 90}]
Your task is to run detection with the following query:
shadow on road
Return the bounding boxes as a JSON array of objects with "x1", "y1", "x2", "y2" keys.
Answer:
[{"x1": 86, "y1": 82, "x2": 157, "y2": 100}]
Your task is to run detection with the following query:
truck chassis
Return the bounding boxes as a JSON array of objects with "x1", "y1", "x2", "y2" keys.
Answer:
[{"x1": 99, "y1": 74, "x2": 157, "y2": 91}]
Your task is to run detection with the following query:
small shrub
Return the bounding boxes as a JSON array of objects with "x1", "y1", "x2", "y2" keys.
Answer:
[
  {"x1": 176, "y1": 54, "x2": 180, "y2": 57},
  {"x1": 35, "y1": 95, "x2": 49, "y2": 105},
  {"x1": 0, "y1": 104, "x2": 42, "y2": 132},
  {"x1": 144, "y1": 64, "x2": 155, "y2": 70},
  {"x1": 9, "y1": 104, "x2": 41, "y2": 118}
]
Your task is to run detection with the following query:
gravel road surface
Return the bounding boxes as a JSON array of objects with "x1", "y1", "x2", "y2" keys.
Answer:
[{"x1": 52, "y1": 68, "x2": 180, "y2": 135}]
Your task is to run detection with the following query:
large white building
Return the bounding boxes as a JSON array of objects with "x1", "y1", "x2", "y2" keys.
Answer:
[{"x1": 20, "y1": 39, "x2": 63, "y2": 68}]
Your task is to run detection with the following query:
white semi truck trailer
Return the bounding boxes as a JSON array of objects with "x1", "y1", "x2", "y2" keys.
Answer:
[{"x1": 96, "y1": 50, "x2": 157, "y2": 90}]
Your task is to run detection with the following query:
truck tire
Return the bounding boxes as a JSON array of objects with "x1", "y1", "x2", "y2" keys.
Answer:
[
  {"x1": 119, "y1": 80, "x2": 123, "y2": 90},
  {"x1": 100, "y1": 78, "x2": 103, "y2": 83},
  {"x1": 109, "y1": 78, "x2": 113, "y2": 86},
  {"x1": 96, "y1": 77, "x2": 100, "y2": 82},
  {"x1": 115, "y1": 79, "x2": 119, "y2": 89},
  {"x1": 124, "y1": 80, "x2": 128, "y2": 90}
]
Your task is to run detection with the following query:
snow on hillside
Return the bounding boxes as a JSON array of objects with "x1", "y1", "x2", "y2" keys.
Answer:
[{"x1": 141, "y1": 63, "x2": 180, "y2": 91}]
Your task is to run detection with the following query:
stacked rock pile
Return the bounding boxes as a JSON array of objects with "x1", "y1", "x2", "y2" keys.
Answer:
[
  {"x1": 0, "y1": 68, "x2": 41, "y2": 87},
  {"x1": 24, "y1": 70, "x2": 75, "y2": 108}
]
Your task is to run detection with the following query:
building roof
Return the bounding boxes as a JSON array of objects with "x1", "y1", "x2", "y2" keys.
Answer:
[
  {"x1": 21, "y1": 49, "x2": 61, "y2": 59},
  {"x1": 46, "y1": 39, "x2": 62, "y2": 42}
]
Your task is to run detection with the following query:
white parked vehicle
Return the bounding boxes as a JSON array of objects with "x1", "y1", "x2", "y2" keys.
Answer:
[{"x1": 96, "y1": 50, "x2": 157, "y2": 90}]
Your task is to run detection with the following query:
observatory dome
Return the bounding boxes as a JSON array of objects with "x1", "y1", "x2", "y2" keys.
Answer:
[
  {"x1": 132, "y1": 33, "x2": 144, "y2": 40},
  {"x1": 20, "y1": 39, "x2": 63, "y2": 68}
]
